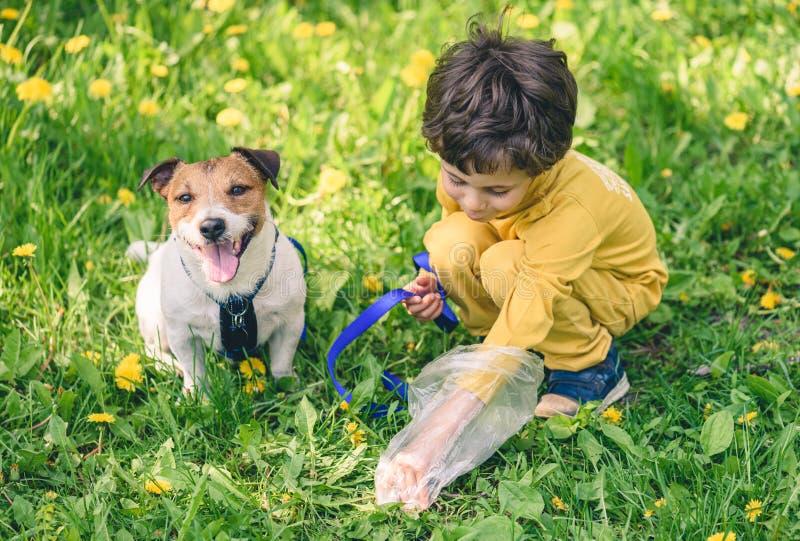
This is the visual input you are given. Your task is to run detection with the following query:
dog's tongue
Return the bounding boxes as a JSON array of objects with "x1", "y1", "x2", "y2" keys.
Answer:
[{"x1": 200, "y1": 242, "x2": 239, "y2": 283}]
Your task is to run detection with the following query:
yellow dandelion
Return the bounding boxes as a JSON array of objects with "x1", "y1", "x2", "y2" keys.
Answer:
[
  {"x1": 723, "y1": 112, "x2": 748, "y2": 131},
  {"x1": 345, "y1": 421, "x2": 358, "y2": 434},
  {"x1": 243, "y1": 379, "x2": 265, "y2": 394},
  {"x1": 651, "y1": 9, "x2": 674, "y2": 21},
  {"x1": 694, "y1": 35, "x2": 712, "y2": 48},
  {"x1": 362, "y1": 274, "x2": 383, "y2": 293},
  {"x1": 65, "y1": 35, "x2": 91, "y2": 54},
  {"x1": 350, "y1": 429, "x2": 366, "y2": 446},
  {"x1": 660, "y1": 168, "x2": 673, "y2": 178},
  {"x1": 410, "y1": 49, "x2": 436, "y2": 70},
  {"x1": 551, "y1": 495, "x2": 568, "y2": 511},
  {"x1": 601, "y1": 405, "x2": 623, "y2": 424},
  {"x1": 318, "y1": 166, "x2": 347, "y2": 195},
  {"x1": 739, "y1": 269, "x2": 756, "y2": 287},
  {"x1": 751, "y1": 340, "x2": 779, "y2": 353},
  {"x1": 292, "y1": 22, "x2": 315, "y2": 40},
  {"x1": 315, "y1": 22, "x2": 336, "y2": 37},
  {"x1": 704, "y1": 403, "x2": 712, "y2": 419},
  {"x1": 555, "y1": 0, "x2": 574, "y2": 9},
  {"x1": 339, "y1": 400, "x2": 349, "y2": 411},
  {"x1": 115, "y1": 353, "x2": 144, "y2": 392},
  {"x1": 16, "y1": 77, "x2": 53, "y2": 103},
  {"x1": 98, "y1": 194, "x2": 112, "y2": 204},
  {"x1": 12, "y1": 243, "x2": 37, "y2": 257},
  {"x1": 144, "y1": 478, "x2": 172, "y2": 495},
  {"x1": 644, "y1": 508, "x2": 654, "y2": 518},
  {"x1": 223, "y1": 78, "x2": 247, "y2": 93},
  {"x1": 88, "y1": 79, "x2": 112, "y2": 99},
  {"x1": 406, "y1": 342, "x2": 415, "y2": 351},
  {"x1": 203, "y1": 23, "x2": 214, "y2": 34},
  {"x1": 400, "y1": 63, "x2": 428, "y2": 88},
  {"x1": 737, "y1": 411, "x2": 758, "y2": 425},
  {"x1": 280, "y1": 493, "x2": 291, "y2": 503},
  {"x1": 661, "y1": 80, "x2": 675, "y2": 93},
  {"x1": 81, "y1": 351, "x2": 101, "y2": 364},
  {"x1": 788, "y1": 84, "x2": 800, "y2": 97},
  {"x1": 516, "y1": 14, "x2": 540, "y2": 29},
  {"x1": 87, "y1": 413, "x2": 116, "y2": 423},
  {"x1": 207, "y1": 0, "x2": 234, "y2": 13},
  {"x1": 0, "y1": 43, "x2": 23, "y2": 66},
  {"x1": 44, "y1": 490, "x2": 57, "y2": 500},
  {"x1": 707, "y1": 532, "x2": 736, "y2": 541},
  {"x1": 225, "y1": 24, "x2": 248, "y2": 36},
  {"x1": 239, "y1": 357, "x2": 266, "y2": 378},
  {"x1": 216, "y1": 107, "x2": 243, "y2": 127},
  {"x1": 110, "y1": 13, "x2": 128, "y2": 24},
  {"x1": 775, "y1": 247, "x2": 796, "y2": 260},
  {"x1": 138, "y1": 99, "x2": 160, "y2": 116},
  {"x1": 117, "y1": 188, "x2": 136, "y2": 206},
  {"x1": 654, "y1": 497, "x2": 667, "y2": 508},
  {"x1": 232, "y1": 58, "x2": 250, "y2": 72},
  {"x1": 760, "y1": 289, "x2": 781, "y2": 310},
  {"x1": 678, "y1": 292, "x2": 690, "y2": 303},
  {"x1": 721, "y1": 221, "x2": 733, "y2": 231},
  {"x1": 1, "y1": 8, "x2": 20, "y2": 19},
  {"x1": 150, "y1": 65, "x2": 168, "y2": 78},
  {"x1": 744, "y1": 499, "x2": 762, "y2": 522}
]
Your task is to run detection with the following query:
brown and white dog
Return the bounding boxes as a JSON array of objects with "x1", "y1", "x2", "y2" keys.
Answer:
[{"x1": 127, "y1": 148, "x2": 306, "y2": 394}]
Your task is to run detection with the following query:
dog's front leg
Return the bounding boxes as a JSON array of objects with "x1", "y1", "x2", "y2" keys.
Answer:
[
  {"x1": 167, "y1": 328, "x2": 208, "y2": 394},
  {"x1": 267, "y1": 312, "x2": 304, "y2": 379}
]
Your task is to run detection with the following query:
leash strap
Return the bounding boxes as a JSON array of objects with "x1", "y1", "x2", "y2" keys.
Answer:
[{"x1": 326, "y1": 252, "x2": 458, "y2": 417}]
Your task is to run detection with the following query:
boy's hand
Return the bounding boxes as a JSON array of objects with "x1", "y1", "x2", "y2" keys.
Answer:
[{"x1": 402, "y1": 274, "x2": 444, "y2": 322}]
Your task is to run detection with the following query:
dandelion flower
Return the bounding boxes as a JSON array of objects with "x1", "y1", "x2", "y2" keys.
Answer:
[
  {"x1": 551, "y1": 495, "x2": 568, "y2": 511},
  {"x1": 654, "y1": 497, "x2": 667, "y2": 508},
  {"x1": 243, "y1": 379, "x2": 265, "y2": 394},
  {"x1": 225, "y1": 24, "x2": 248, "y2": 36},
  {"x1": 280, "y1": 493, "x2": 291, "y2": 503},
  {"x1": 651, "y1": 9, "x2": 674, "y2": 21},
  {"x1": 216, "y1": 107, "x2": 243, "y2": 127},
  {"x1": 88, "y1": 79, "x2": 112, "y2": 99},
  {"x1": 138, "y1": 99, "x2": 160, "y2": 116},
  {"x1": 117, "y1": 188, "x2": 136, "y2": 206},
  {"x1": 144, "y1": 478, "x2": 172, "y2": 494},
  {"x1": 694, "y1": 35, "x2": 712, "y2": 48},
  {"x1": 788, "y1": 84, "x2": 800, "y2": 97},
  {"x1": 516, "y1": 14, "x2": 540, "y2": 29},
  {"x1": 406, "y1": 342, "x2": 415, "y2": 351},
  {"x1": 362, "y1": 274, "x2": 383, "y2": 293},
  {"x1": 0, "y1": 43, "x2": 23, "y2": 66},
  {"x1": 350, "y1": 429, "x2": 366, "y2": 446},
  {"x1": 110, "y1": 13, "x2": 127, "y2": 24},
  {"x1": 400, "y1": 63, "x2": 427, "y2": 88},
  {"x1": 44, "y1": 490, "x2": 57, "y2": 499},
  {"x1": 203, "y1": 23, "x2": 214, "y2": 34},
  {"x1": 339, "y1": 400, "x2": 349, "y2": 411},
  {"x1": 751, "y1": 341, "x2": 779, "y2": 353},
  {"x1": 743, "y1": 499, "x2": 763, "y2": 522},
  {"x1": 12, "y1": 243, "x2": 37, "y2": 257},
  {"x1": 760, "y1": 289, "x2": 781, "y2": 310},
  {"x1": 644, "y1": 508, "x2": 654, "y2": 518},
  {"x1": 292, "y1": 22, "x2": 315, "y2": 40},
  {"x1": 410, "y1": 49, "x2": 436, "y2": 70},
  {"x1": 555, "y1": 0, "x2": 574, "y2": 9},
  {"x1": 678, "y1": 292, "x2": 690, "y2": 303},
  {"x1": 65, "y1": 35, "x2": 91, "y2": 54},
  {"x1": 707, "y1": 532, "x2": 736, "y2": 541},
  {"x1": 223, "y1": 78, "x2": 247, "y2": 93},
  {"x1": 315, "y1": 22, "x2": 336, "y2": 37},
  {"x1": 775, "y1": 247, "x2": 796, "y2": 260},
  {"x1": 660, "y1": 168, "x2": 673, "y2": 178},
  {"x1": 82, "y1": 351, "x2": 101, "y2": 364},
  {"x1": 318, "y1": 166, "x2": 347, "y2": 195},
  {"x1": 739, "y1": 269, "x2": 756, "y2": 287},
  {"x1": 115, "y1": 353, "x2": 144, "y2": 392},
  {"x1": 239, "y1": 357, "x2": 266, "y2": 378},
  {"x1": 150, "y1": 65, "x2": 168, "y2": 78},
  {"x1": 704, "y1": 403, "x2": 712, "y2": 419},
  {"x1": 232, "y1": 58, "x2": 250, "y2": 72},
  {"x1": 1, "y1": 8, "x2": 20, "y2": 19},
  {"x1": 723, "y1": 112, "x2": 748, "y2": 131},
  {"x1": 207, "y1": 0, "x2": 234, "y2": 13},
  {"x1": 87, "y1": 413, "x2": 116, "y2": 423},
  {"x1": 737, "y1": 411, "x2": 758, "y2": 425},
  {"x1": 16, "y1": 77, "x2": 53, "y2": 102},
  {"x1": 601, "y1": 405, "x2": 623, "y2": 424}
]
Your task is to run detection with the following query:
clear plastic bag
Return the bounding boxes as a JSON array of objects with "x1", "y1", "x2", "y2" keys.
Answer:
[{"x1": 375, "y1": 345, "x2": 544, "y2": 509}]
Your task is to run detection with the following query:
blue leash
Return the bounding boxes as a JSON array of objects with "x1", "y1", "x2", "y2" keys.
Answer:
[{"x1": 326, "y1": 252, "x2": 458, "y2": 417}]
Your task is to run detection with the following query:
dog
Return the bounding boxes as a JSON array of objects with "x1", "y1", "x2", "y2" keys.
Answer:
[{"x1": 127, "y1": 148, "x2": 306, "y2": 394}]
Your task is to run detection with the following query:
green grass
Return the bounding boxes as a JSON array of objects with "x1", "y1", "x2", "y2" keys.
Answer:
[{"x1": 1, "y1": 0, "x2": 799, "y2": 539}]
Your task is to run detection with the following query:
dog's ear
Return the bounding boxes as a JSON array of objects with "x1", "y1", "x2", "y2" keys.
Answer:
[
  {"x1": 231, "y1": 147, "x2": 280, "y2": 189},
  {"x1": 139, "y1": 157, "x2": 184, "y2": 197}
]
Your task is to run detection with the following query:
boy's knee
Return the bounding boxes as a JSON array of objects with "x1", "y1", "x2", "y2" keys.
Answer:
[
  {"x1": 424, "y1": 213, "x2": 499, "y2": 272},
  {"x1": 479, "y1": 240, "x2": 524, "y2": 304}
]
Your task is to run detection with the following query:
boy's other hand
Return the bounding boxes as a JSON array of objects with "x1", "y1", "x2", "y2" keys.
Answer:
[{"x1": 402, "y1": 275, "x2": 444, "y2": 322}]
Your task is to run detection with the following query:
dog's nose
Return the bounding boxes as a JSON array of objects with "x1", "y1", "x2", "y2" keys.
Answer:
[{"x1": 200, "y1": 218, "x2": 226, "y2": 241}]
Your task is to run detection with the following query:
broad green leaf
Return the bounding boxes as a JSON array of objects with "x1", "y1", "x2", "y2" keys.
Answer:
[
  {"x1": 575, "y1": 469, "x2": 606, "y2": 501},
  {"x1": 710, "y1": 351, "x2": 734, "y2": 377},
  {"x1": 463, "y1": 515, "x2": 521, "y2": 541},
  {"x1": 497, "y1": 480, "x2": 544, "y2": 519},
  {"x1": 746, "y1": 374, "x2": 780, "y2": 404},
  {"x1": 0, "y1": 328, "x2": 21, "y2": 381},
  {"x1": 600, "y1": 424, "x2": 642, "y2": 458},
  {"x1": 295, "y1": 395, "x2": 318, "y2": 437},
  {"x1": 47, "y1": 413, "x2": 75, "y2": 451},
  {"x1": 578, "y1": 429, "x2": 604, "y2": 467},
  {"x1": 531, "y1": 462, "x2": 560, "y2": 485},
  {"x1": 545, "y1": 415, "x2": 579, "y2": 439},
  {"x1": 700, "y1": 410, "x2": 734, "y2": 456},
  {"x1": 71, "y1": 352, "x2": 106, "y2": 401}
]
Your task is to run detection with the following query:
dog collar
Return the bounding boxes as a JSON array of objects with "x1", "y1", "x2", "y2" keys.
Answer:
[{"x1": 179, "y1": 224, "x2": 280, "y2": 362}]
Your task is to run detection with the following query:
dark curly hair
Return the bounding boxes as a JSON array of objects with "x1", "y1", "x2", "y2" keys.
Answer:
[{"x1": 422, "y1": 15, "x2": 578, "y2": 177}]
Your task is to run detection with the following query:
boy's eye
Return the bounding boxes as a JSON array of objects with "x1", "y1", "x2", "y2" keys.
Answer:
[
  {"x1": 488, "y1": 189, "x2": 511, "y2": 197},
  {"x1": 177, "y1": 193, "x2": 192, "y2": 203},
  {"x1": 447, "y1": 176, "x2": 465, "y2": 186},
  {"x1": 230, "y1": 185, "x2": 249, "y2": 196}
]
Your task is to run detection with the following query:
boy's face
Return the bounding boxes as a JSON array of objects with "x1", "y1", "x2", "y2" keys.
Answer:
[{"x1": 440, "y1": 161, "x2": 532, "y2": 222}]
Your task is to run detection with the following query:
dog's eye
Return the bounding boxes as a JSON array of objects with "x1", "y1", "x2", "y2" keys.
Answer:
[
  {"x1": 177, "y1": 193, "x2": 192, "y2": 203},
  {"x1": 230, "y1": 185, "x2": 249, "y2": 196}
]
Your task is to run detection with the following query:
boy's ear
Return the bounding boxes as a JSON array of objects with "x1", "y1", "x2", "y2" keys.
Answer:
[
  {"x1": 138, "y1": 157, "x2": 184, "y2": 198},
  {"x1": 231, "y1": 147, "x2": 280, "y2": 189}
]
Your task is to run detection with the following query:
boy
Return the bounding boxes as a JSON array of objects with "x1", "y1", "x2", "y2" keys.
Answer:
[{"x1": 375, "y1": 18, "x2": 667, "y2": 509}]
